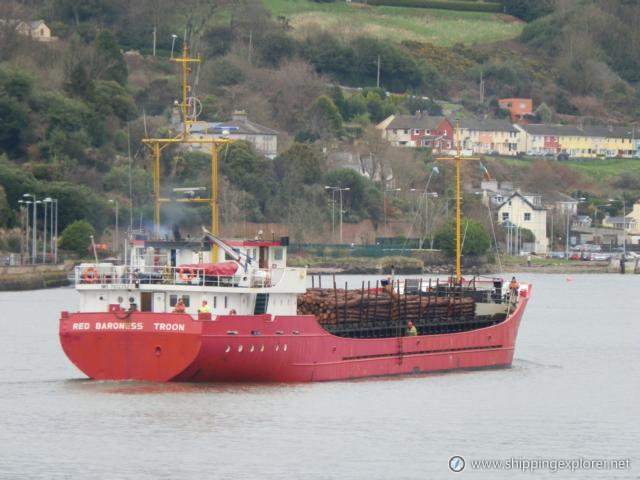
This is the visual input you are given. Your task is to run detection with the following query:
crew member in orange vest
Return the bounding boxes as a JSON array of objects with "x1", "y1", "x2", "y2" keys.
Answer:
[
  {"x1": 509, "y1": 276, "x2": 520, "y2": 295},
  {"x1": 173, "y1": 298, "x2": 186, "y2": 313}
]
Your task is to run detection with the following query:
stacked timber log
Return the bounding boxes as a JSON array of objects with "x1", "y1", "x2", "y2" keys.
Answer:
[{"x1": 297, "y1": 286, "x2": 475, "y2": 326}]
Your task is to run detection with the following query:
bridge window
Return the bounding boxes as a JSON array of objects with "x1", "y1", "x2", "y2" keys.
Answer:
[
  {"x1": 273, "y1": 247, "x2": 283, "y2": 261},
  {"x1": 170, "y1": 295, "x2": 190, "y2": 307}
]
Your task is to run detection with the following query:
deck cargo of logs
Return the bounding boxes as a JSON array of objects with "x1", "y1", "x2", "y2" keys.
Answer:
[{"x1": 298, "y1": 281, "x2": 499, "y2": 338}]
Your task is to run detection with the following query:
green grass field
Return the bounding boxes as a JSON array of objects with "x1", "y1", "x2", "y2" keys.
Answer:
[
  {"x1": 497, "y1": 156, "x2": 640, "y2": 182},
  {"x1": 262, "y1": 0, "x2": 524, "y2": 46}
]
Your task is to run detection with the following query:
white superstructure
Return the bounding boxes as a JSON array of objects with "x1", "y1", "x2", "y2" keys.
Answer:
[{"x1": 75, "y1": 236, "x2": 306, "y2": 316}]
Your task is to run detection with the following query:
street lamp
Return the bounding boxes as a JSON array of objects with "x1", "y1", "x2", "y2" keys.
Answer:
[
  {"x1": 109, "y1": 199, "x2": 119, "y2": 259},
  {"x1": 51, "y1": 198, "x2": 58, "y2": 264},
  {"x1": 18, "y1": 200, "x2": 31, "y2": 263},
  {"x1": 23, "y1": 193, "x2": 37, "y2": 264},
  {"x1": 42, "y1": 197, "x2": 51, "y2": 263},
  {"x1": 410, "y1": 189, "x2": 438, "y2": 248},
  {"x1": 324, "y1": 186, "x2": 337, "y2": 242},
  {"x1": 43, "y1": 198, "x2": 56, "y2": 263},
  {"x1": 383, "y1": 187, "x2": 401, "y2": 236},
  {"x1": 170, "y1": 34, "x2": 178, "y2": 58},
  {"x1": 324, "y1": 186, "x2": 350, "y2": 243}
]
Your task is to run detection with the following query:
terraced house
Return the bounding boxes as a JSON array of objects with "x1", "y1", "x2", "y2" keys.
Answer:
[
  {"x1": 378, "y1": 113, "x2": 453, "y2": 152},
  {"x1": 516, "y1": 124, "x2": 637, "y2": 158},
  {"x1": 457, "y1": 118, "x2": 519, "y2": 156}
]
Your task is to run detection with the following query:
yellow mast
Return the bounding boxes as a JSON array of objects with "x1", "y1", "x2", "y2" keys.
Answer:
[
  {"x1": 436, "y1": 119, "x2": 479, "y2": 283},
  {"x1": 142, "y1": 43, "x2": 233, "y2": 261}
]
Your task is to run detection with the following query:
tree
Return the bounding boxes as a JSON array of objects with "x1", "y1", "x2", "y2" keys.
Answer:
[
  {"x1": 258, "y1": 31, "x2": 296, "y2": 67},
  {"x1": 434, "y1": 219, "x2": 490, "y2": 257},
  {"x1": 306, "y1": 95, "x2": 343, "y2": 139},
  {"x1": 274, "y1": 143, "x2": 324, "y2": 185},
  {"x1": 502, "y1": 0, "x2": 554, "y2": 22},
  {"x1": 91, "y1": 80, "x2": 137, "y2": 121},
  {"x1": 59, "y1": 219, "x2": 95, "y2": 255},
  {"x1": 0, "y1": 185, "x2": 15, "y2": 228}
]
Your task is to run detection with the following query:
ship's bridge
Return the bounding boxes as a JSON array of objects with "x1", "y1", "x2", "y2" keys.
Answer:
[{"x1": 74, "y1": 235, "x2": 305, "y2": 316}]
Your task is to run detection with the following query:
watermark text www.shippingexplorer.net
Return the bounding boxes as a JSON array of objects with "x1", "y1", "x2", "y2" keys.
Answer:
[{"x1": 449, "y1": 456, "x2": 631, "y2": 473}]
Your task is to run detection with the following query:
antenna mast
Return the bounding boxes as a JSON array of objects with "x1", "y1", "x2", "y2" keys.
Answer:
[
  {"x1": 436, "y1": 119, "x2": 479, "y2": 283},
  {"x1": 142, "y1": 43, "x2": 232, "y2": 261}
]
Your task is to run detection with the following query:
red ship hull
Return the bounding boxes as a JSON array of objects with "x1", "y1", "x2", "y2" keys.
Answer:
[{"x1": 59, "y1": 287, "x2": 530, "y2": 382}]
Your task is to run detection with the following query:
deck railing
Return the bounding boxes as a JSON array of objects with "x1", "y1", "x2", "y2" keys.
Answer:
[{"x1": 75, "y1": 265, "x2": 286, "y2": 289}]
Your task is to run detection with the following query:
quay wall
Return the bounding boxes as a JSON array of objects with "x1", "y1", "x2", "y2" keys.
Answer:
[{"x1": 0, "y1": 264, "x2": 70, "y2": 291}]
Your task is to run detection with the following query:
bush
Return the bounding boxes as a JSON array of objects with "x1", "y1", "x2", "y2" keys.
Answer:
[
  {"x1": 367, "y1": 0, "x2": 501, "y2": 13},
  {"x1": 502, "y1": 0, "x2": 553, "y2": 22},
  {"x1": 59, "y1": 219, "x2": 95, "y2": 255}
]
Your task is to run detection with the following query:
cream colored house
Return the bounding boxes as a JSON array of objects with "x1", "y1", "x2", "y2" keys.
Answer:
[
  {"x1": 497, "y1": 192, "x2": 548, "y2": 253},
  {"x1": 515, "y1": 124, "x2": 637, "y2": 157},
  {"x1": 628, "y1": 202, "x2": 640, "y2": 233},
  {"x1": 14, "y1": 19, "x2": 54, "y2": 41},
  {"x1": 457, "y1": 118, "x2": 519, "y2": 156}
]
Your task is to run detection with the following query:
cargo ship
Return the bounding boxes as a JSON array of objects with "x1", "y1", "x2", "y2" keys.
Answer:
[{"x1": 59, "y1": 45, "x2": 530, "y2": 382}]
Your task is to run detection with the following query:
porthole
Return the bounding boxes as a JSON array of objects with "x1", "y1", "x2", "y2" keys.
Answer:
[
  {"x1": 224, "y1": 345, "x2": 231, "y2": 353},
  {"x1": 117, "y1": 296, "x2": 124, "y2": 303},
  {"x1": 238, "y1": 345, "x2": 243, "y2": 353},
  {"x1": 260, "y1": 345, "x2": 265, "y2": 352},
  {"x1": 275, "y1": 345, "x2": 280, "y2": 352},
  {"x1": 283, "y1": 344, "x2": 288, "y2": 352},
  {"x1": 129, "y1": 297, "x2": 135, "y2": 303},
  {"x1": 250, "y1": 345, "x2": 255, "y2": 352},
  {"x1": 99, "y1": 296, "x2": 104, "y2": 301}
]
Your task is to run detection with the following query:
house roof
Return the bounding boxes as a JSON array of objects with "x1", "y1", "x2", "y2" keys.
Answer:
[
  {"x1": 189, "y1": 119, "x2": 278, "y2": 136},
  {"x1": 605, "y1": 216, "x2": 636, "y2": 224},
  {"x1": 497, "y1": 191, "x2": 546, "y2": 211},
  {"x1": 455, "y1": 117, "x2": 519, "y2": 133},
  {"x1": 386, "y1": 113, "x2": 446, "y2": 130},
  {"x1": 520, "y1": 124, "x2": 636, "y2": 139},
  {"x1": 544, "y1": 191, "x2": 579, "y2": 204}
]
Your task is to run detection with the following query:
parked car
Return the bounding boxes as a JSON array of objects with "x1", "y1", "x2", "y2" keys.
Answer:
[
  {"x1": 557, "y1": 153, "x2": 569, "y2": 161},
  {"x1": 592, "y1": 253, "x2": 612, "y2": 261},
  {"x1": 547, "y1": 251, "x2": 566, "y2": 259},
  {"x1": 569, "y1": 252, "x2": 582, "y2": 260}
]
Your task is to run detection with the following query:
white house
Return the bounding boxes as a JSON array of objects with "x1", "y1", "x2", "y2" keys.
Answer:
[
  {"x1": 175, "y1": 110, "x2": 278, "y2": 158},
  {"x1": 497, "y1": 192, "x2": 548, "y2": 253}
]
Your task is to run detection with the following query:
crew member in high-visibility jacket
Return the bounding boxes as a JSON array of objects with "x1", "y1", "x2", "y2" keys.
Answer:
[
  {"x1": 198, "y1": 300, "x2": 210, "y2": 313},
  {"x1": 406, "y1": 320, "x2": 418, "y2": 336}
]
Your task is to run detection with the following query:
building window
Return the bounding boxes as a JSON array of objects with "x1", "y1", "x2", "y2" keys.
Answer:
[
  {"x1": 273, "y1": 247, "x2": 283, "y2": 261},
  {"x1": 524, "y1": 212, "x2": 531, "y2": 221},
  {"x1": 413, "y1": 129, "x2": 420, "y2": 135},
  {"x1": 502, "y1": 212, "x2": 509, "y2": 221}
]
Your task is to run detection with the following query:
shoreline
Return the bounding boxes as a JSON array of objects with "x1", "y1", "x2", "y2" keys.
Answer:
[
  {"x1": 0, "y1": 264, "x2": 70, "y2": 291},
  {"x1": 307, "y1": 260, "x2": 637, "y2": 275}
]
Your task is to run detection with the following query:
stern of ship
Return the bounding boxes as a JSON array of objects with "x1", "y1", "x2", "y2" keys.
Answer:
[{"x1": 59, "y1": 310, "x2": 202, "y2": 381}]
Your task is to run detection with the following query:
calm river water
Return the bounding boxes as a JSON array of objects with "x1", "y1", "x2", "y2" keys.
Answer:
[{"x1": 0, "y1": 273, "x2": 638, "y2": 479}]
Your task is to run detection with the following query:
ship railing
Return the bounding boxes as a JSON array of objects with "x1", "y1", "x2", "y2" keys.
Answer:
[{"x1": 75, "y1": 265, "x2": 292, "y2": 289}]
